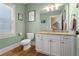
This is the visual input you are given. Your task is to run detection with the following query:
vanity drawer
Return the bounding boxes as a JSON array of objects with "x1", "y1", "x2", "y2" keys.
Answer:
[{"x1": 63, "y1": 36, "x2": 75, "y2": 40}]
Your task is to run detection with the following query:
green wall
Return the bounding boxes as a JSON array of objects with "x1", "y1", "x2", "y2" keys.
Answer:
[
  {"x1": 25, "y1": 4, "x2": 40, "y2": 33},
  {"x1": 0, "y1": 3, "x2": 26, "y2": 49}
]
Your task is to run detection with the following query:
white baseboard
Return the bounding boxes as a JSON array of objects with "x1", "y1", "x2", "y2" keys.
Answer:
[{"x1": 0, "y1": 42, "x2": 20, "y2": 55}]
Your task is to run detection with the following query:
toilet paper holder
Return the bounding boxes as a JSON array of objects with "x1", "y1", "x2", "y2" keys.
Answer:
[{"x1": 18, "y1": 33, "x2": 22, "y2": 36}]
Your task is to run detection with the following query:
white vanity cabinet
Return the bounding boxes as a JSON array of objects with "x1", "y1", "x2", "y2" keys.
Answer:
[{"x1": 35, "y1": 34, "x2": 75, "y2": 56}]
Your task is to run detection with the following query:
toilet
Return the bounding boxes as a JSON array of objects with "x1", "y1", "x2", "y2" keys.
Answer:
[{"x1": 20, "y1": 33, "x2": 34, "y2": 50}]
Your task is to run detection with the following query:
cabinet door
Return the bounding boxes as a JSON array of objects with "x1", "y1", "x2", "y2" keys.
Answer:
[
  {"x1": 50, "y1": 35, "x2": 61, "y2": 56},
  {"x1": 42, "y1": 35, "x2": 50, "y2": 55},
  {"x1": 63, "y1": 36, "x2": 75, "y2": 56},
  {"x1": 35, "y1": 34, "x2": 43, "y2": 52}
]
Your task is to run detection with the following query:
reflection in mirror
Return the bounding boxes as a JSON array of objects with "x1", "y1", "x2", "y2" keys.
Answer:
[
  {"x1": 40, "y1": 3, "x2": 69, "y2": 32},
  {"x1": 50, "y1": 16, "x2": 60, "y2": 31}
]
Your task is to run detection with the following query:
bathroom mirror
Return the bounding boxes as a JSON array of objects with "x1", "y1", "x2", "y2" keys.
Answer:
[{"x1": 40, "y1": 3, "x2": 69, "y2": 31}]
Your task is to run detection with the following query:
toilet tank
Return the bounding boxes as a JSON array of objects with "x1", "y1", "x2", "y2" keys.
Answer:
[{"x1": 27, "y1": 33, "x2": 34, "y2": 40}]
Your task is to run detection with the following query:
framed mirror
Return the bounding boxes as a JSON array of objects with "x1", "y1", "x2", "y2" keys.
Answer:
[{"x1": 39, "y1": 3, "x2": 69, "y2": 31}]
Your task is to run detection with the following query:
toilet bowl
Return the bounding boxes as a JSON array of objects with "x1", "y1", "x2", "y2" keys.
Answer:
[
  {"x1": 21, "y1": 39, "x2": 31, "y2": 45},
  {"x1": 20, "y1": 33, "x2": 34, "y2": 50},
  {"x1": 21, "y1": 39, "x2": 31, "y2": 50}
]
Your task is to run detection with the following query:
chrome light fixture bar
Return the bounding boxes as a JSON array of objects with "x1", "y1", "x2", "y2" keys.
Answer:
[{"x1": 43, "y1": 3, "x2": 64, "y2": 11}]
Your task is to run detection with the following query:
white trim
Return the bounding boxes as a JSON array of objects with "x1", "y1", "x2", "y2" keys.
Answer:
[
  {"x1": 0, "y1": 34, "x2": 16, "y2": 39},
  {"x1": 11, "y1": 5, "x2": 16, "y2": 35},
  {"x1": 0, "y1": 42, "x2": 20, "y2": 55}
]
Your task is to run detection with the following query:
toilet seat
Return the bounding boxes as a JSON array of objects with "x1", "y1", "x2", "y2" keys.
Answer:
[{"x1": 21, "y1": 39, "x2": 31, "y2": 45}]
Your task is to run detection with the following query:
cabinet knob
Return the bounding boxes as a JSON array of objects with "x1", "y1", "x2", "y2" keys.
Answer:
[
  {"x1": 50, "y1": 40, "x2": 57, "y2": 43},
  {"x1": 61, "y1": 42, "x2": 64, "y2": 44},
  {"x1": 49, "y1": 40, "x2": 51, "y2": 42},
  {"x1": 50, "y1": 40, "x2": 53, "y2": 42}
]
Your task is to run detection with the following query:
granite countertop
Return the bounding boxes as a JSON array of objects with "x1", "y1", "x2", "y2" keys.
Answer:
[{"x1": 38, "y1": 31, "x2": 76, "y2": 36}]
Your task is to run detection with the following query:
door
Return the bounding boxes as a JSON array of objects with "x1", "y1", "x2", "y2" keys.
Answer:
[
  {"x1": 50, "y1": 35, "x2": 61, "y2": 56},
  {"x1": 76, "y1": 8, "x2": 79, "y2": 56},
  {"x1": 35, "y1": 34, "x2": 43, "y2": 52}
]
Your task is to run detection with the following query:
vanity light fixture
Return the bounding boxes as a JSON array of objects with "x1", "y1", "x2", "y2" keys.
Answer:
[{"x1": 43, "y1": 3, "x2": 63, "y2": 11}]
